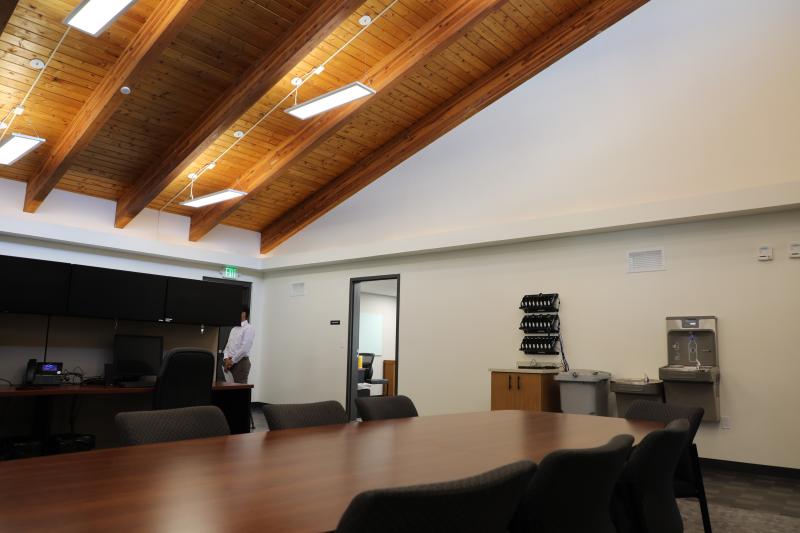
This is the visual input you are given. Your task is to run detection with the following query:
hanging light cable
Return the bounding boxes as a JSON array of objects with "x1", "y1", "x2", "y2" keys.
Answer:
[{"x1": 165, "y1": 0, "x2": 400, "y2": 210}]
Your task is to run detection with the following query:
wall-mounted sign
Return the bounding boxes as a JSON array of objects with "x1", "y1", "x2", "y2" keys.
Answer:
[
  {"x1": 330, "y1": 320, "x2": 341, "y2": 325},
  {"x1": 221, "y1": 265, "x2": 239, "y2": 279}
]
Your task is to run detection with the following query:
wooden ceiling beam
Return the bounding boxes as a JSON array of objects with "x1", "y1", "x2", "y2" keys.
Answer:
[
  {"x1": 23, "y1": 0, "x2": 204, "y2": 213},
  {"x1": 0, "y1": 1, "x2": 18, "y2": 35},
  {"x1": 259, "y1": 0, "x2": 650, "y2": 254},
  {"x1": 112, "y1": 0, "x2": 363, "y2": 229},
  {"x1": 188, "y1": 0, "x2": 507, "y2": 242}
]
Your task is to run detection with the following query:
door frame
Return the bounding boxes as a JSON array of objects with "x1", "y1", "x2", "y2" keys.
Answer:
[
  {"x1": 345, "y1": 274, "x2": 401, "y2": 420},
  {"x1": 202, "y1": 277, "x2": 252, "y2": 382}
]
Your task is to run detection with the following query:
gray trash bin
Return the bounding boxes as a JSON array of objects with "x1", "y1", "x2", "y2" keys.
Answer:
[
  {"x1": 610, "y1": 378, "x2": 664, "y2": 417},
  {"x1": 555, "y1": 370, "x2": 611, "y2": 416}
]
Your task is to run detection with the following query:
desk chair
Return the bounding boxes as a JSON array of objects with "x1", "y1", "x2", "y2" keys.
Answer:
[
  {"x1": 337, "y1": 460, "x2": 536, "y2": 533},
  {"x1": 153, "y1": 348, "x2": 215, "y2": 410},
  {"x1": 625, "y1": 400, "x2": 710, "y2": 532},
  {"x1": 614, "y1": 419, "x2": 690, "y2": 533},
  {"x1": 115, "y1": 406, "x2": 230, "y2": 445},
  {"x1": 355, "y1": 395, "x2": 418, "y2": 421},
  {"x1": 359, "y1": 354, "x2": 389, "y2": 395},
  {"x1": 512, "y1": 434, "x2": 634, "y2": 533},
  {"x1": 262, "y1": 400, "x2": 347, "y2": 430}
]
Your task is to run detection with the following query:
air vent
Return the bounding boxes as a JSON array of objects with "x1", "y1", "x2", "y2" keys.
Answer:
[
  {"x1": 290, "y1": 281, "x2": 305, "y2": 297},
  {"x1": 627, "y1": 248, "x2": 665, "y2": 273}
]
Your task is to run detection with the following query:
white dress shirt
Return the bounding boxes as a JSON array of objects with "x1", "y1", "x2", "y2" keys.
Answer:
[{"x1": 224, "y1": 320, "x2": 255, "y2": 364}]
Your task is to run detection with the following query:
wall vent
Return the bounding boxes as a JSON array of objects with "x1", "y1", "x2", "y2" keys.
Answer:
[
  {"x1": 290, "y1": 281, "x2": 305, "y2": 297},
  {"x1": 627, "y1": 248, "x2": 665, "y2": 273}
]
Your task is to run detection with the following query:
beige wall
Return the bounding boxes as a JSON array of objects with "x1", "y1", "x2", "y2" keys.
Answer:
[{"x1": 261, "y1": 210, "x2": 800, "y2": 469}]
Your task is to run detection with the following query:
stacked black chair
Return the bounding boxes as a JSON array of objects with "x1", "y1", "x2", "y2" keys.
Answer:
[
  {"x1": 262, "y1": 400, "x2": 348, "y2": 430},
  {"x1": 512, "y1": 434, "x2": 634, "y2": 533},
  {"x1": 153, "y1": 348, "x2": 215, "y2": 410},
  {"x1": 336, "y1": 460, "x2": 536, "y2": 533},
  {"x1": 625, "y1": 400, "x2": 710, "y2": 532},
  {"x1": 614, "y1": 419, "x2": 691, "y2": 533},
  {"x1": 355, "y1": 395, "x2": 418, "y2": 421},
  {"x1": 115, "y1": 406, "x2": 230, "y2": 446}
]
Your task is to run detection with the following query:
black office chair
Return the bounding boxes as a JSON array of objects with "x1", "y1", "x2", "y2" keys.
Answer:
[
  {"x1": 512, "y1": 434, "x2": 634, "y2": 533},
  {"x1": 625, "y1": 400, "x2": 710, "y2": 532},
  {"x1": 262, "y1": 400, "x2": 348, "y2": 430},
  {"x1": 153, "y1": 348, "x2": 215, "y2": 410},
  {"x1": 337, "y1": 460, "x2": 536, "y2": 533},
  {"x1": 355, "y1": 395, "x2": 418, "y2": 421},
  {"x1": 614, "y1": 419, "x2": 691, "y2": 533},
  {"x1": 115, "y1": 406, "x2": 230, "y2": 446}
]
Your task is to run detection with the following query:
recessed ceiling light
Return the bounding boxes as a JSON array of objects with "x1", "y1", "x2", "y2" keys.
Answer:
[
  {"x1": 0, "y1": 122, "x2": 7, "y2": 130},
  {"x1": 180, "y1": 189, "x2": 246, "y2": 208},
  {"x1": 0, "y1": 133, "x2": 46, "y2": 165},
  {"x1": 285, "y1": 81, "x2": 375, "y2": 120},
  {"x1": 65, "y1": 0, "x2": 137, "y2": 36},
  {"x1": 188, "y1": 172, "x2": 198, "y2": 180},
  {"x1": 291, "y1": 77, "x2": 303, "y2": 87},
  {"x1": 13, "y1": 106, "x2": 24, "y2": 116},
  {"x1": 30, "y1": 59, "x2": 45, "y2": 70},
  {"x1": 233, "y1": 130, "x2": 244, "y2": 138},
  {"x1": 119, "y1": 86, "x2": 131, "y2": 95},
  {"x1": 359, "y1": 15, "x2": 372, "y2": 26},
  {"x1": 206, "y1": 162, "x2": 216, "y2": 170}
]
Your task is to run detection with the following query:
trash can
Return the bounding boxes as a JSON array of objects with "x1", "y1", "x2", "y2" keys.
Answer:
[
  {"x1": 610, "y1": 378, "x2": 664, "y2": 417},
  {"x1": 555, "y1": 370, "x2": 611, "y2": 416}
]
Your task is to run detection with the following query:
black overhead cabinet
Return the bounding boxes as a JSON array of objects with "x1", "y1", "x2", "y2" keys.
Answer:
[
  {"x1": 0, "y1": 254, "x2": 243, "y2": 326},
  {"x1": 165, "y1": 278, "x2": 242, "y2": 326},
  {"x1": 0, "y1": 255, "x2": 71, "y2": 315},
  {"x1": 68, "y1": 265, "x2": 167, "y2": 322}
]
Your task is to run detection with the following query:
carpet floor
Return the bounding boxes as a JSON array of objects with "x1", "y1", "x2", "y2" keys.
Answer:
[{"x1": 679, "y1": 499, "x2": 800, "y2": 533}]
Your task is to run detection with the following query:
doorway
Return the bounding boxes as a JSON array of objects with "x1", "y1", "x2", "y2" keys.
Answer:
[{"x1": 346, "y1": 275, "x2": 400, "y2": 420}]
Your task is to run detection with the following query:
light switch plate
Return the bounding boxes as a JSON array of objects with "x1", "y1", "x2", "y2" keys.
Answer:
[
  {"x1": 790, "y1": 242, "x2": 800, "y2": 259},
  {"x1": 720, "y1": 416, "x2": 732, "y2": 430},
  {"x1": 757, "y1": 245, "x2": 773, "y2": 261}
]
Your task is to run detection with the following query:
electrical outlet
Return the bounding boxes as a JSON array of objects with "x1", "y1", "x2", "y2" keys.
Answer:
[{"x1": 720, "y1": 416, "x2": 732, "y2": 430}]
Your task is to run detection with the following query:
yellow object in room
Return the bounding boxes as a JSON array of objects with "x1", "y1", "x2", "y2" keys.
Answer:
[{"x1": 358, "y1": 355, "x2": 363, "y2": 369}]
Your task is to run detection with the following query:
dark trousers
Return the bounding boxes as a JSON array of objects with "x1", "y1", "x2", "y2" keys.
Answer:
[{"x1": 230, "y1": 357, "x2": 251, "y2": 384}]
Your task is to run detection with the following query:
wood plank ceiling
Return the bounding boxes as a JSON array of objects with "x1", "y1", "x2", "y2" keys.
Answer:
[{"x1": 0, "y1": 0, "x2": 648, "y2": 253}]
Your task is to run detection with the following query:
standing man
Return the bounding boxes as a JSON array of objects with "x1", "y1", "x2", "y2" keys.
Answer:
[{"x1": 223, "y1": 306, "x2": 254, "y2": 384}]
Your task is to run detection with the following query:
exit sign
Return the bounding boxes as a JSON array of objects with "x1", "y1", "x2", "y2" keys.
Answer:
[{"x1": 222, "y1": 265, "x2": 239, "y2": 279}]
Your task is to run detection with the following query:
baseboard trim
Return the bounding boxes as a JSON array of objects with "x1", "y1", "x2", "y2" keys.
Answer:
[{"x1": 700, "y1": 458, "x2": 800, "y2": 479}]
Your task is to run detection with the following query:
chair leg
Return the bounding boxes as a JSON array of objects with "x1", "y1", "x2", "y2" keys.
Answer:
[
  {"x1": 690, "y1": 444, "x2": 712, "y2": 533},
  {"x1": 249, "y1": 411, "x2": 255, "y2": 431}
]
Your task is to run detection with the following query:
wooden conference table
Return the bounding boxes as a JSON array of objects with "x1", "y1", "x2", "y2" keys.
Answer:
[{"x1": 0, "y1": 410, "x2": 661, "y2": 533}]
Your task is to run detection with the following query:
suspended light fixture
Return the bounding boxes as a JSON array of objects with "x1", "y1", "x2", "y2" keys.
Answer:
[
  {"x1": 179, "y1": 188, "x2": 246, "y2": 208},
  {"x1": 0, "y1": 133, "x2": 46, "y2": 165},
  {"x1": 65, "y1": 0, "x2": 137, "y2": 36},
  {"x1": 285, "y1": 82, "x2": 375, "y2": 120}
]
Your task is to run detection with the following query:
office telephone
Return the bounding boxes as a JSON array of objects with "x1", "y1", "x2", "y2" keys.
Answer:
[{"x1": 25, "y1": 359, "x2": 64, "y2": 386}]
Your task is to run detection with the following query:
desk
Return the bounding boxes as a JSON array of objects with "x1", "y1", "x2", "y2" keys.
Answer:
[
  {"x1": 0, "y1": 383, "x2": 253, "y2": 435},
  {"x1": 0, "y1": 410, "x2": 661, "y2": 533}
]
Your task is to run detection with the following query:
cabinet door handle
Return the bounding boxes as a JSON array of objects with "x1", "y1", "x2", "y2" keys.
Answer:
[
  {"x1": 517, "y1": 375, "x2": 521, "y2": 390},
  {"x1": 507, "y1": 375, "x2": 511, "y2": 390}
]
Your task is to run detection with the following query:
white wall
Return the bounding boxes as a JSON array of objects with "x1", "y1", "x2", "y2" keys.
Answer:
[
  {"x1": 0, "y1": 234, "x2": 266, "y2": 399},
  {"x1": 359, "y1": 291, "x2": 397, "y2": 391},
  {"x1": 267, "y1": 0, "x2": 800, "y2": 266},
  {"x1": 261, "y1": 210, "x2": 800, "y2": 469}
]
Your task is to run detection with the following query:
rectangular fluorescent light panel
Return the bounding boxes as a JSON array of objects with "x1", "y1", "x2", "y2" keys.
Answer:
[
  {"x1": 180, "y1": 189, "x2": 246, "y2": 208},
  {"x1": 285, "y1": 82, "x2": 376, "y2": 120},
  {"x1": 65, "y1": 0, "x2": 136, "y2": 36},
  {"x1": 0, "y1": 133, "x2": 46, "y2": 165}
]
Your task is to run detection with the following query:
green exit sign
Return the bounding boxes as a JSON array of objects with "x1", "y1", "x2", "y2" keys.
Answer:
[{"x1": 222, "y1": 265, "x2": 238, "y2": 279}]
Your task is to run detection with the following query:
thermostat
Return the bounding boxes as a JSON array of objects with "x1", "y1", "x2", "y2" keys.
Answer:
[
  {"x1": 790, "y1": 242, "x2": 800, "y2": 259},
  {"x1": 757, "y1": 245, "x2": 773, "y2": 262}
]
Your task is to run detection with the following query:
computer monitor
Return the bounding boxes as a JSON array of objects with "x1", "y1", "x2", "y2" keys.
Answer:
[{"x1": 113, "y1": 335, "x2": 163, "y2": 382}]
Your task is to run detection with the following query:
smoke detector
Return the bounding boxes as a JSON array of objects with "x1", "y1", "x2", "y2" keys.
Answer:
[{"x1": 30, "y1": 59, "x2": 45, "y2": 70}]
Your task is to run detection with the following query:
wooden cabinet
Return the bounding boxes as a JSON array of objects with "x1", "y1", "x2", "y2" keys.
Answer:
[
  {"x1": 490, "y1": 371, "x2": 560, "y2": 412},
  {"x1": 383, "y1": 360, "x2": 397, "y2": 396}
]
